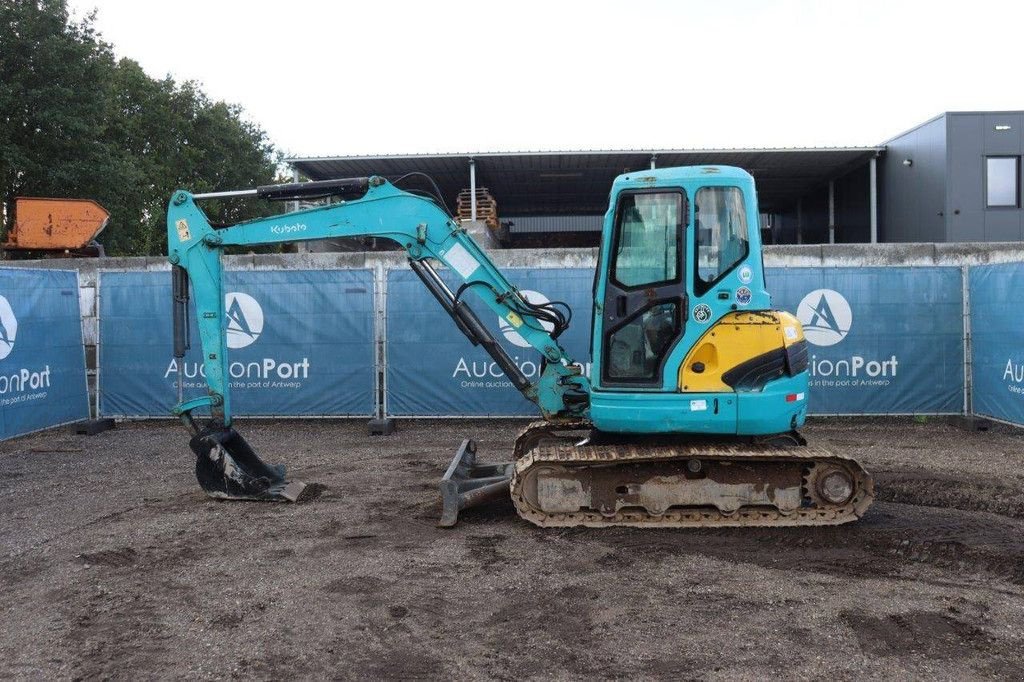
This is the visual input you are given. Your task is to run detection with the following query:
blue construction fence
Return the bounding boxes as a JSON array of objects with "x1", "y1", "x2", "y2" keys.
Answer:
[
  {"x1": 98, "y1": 269, "x2": 376, "y2": 418},
  {"x1": 48, "y1": 260, "x2": 1024, "y2": 430},
  {"x1": 0, "y1": 268, "x2": 90, "y2": 440},
  {"x1": 385, "y1": 266, "x2": 966, "y2": 417},
  {"x1": 969, "y1": 263, "x2": 1024, "y2": 426}
]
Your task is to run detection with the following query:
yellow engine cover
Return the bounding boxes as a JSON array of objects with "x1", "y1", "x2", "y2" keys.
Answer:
[{"x1": 679, "y1": 311, "x2": 805, "y2": 392}]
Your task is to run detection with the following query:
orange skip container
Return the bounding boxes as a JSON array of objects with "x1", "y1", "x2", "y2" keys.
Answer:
[{"x1": 6, "y1": 198, "x2": 110, "y2": 251}]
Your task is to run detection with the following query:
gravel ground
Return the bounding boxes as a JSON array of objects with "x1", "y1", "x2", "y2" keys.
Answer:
[{"x1": 1, "y1": 416, "x2": 1023, "y2": 680}]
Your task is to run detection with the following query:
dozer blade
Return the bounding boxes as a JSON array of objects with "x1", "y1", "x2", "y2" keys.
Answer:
[
  {"x1": 438, "y1": 439, "x2": 514, "y2": 527},
  {"x1": 189, "y1": 426, "x2": 308, "y2": 502}
]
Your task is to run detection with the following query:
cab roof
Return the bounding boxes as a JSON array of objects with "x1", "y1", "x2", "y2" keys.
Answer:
[{"x1": 612, "y1": 165, "x2": 754, "y2": 192}]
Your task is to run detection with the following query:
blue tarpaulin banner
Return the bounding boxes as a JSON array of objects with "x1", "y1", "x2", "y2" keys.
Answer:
[
  {"x1": 0, "y1": 268, "x2": 89, "y2": 440},
  {"x1": 99, "y1": 269, "x2": 375, "y2": 417},
  {"x1": 386, "y1": 265, "x2": 964, "y2": 417},
  {"x1": 385, "y1": 267, "x2": 594, "y2": 416},
  {"x1": 969, "y1": 263, "x2": 1024, "y2": 424},
  {"x1": 766, "y1": 267, "x2": 964, "y2": 415}
]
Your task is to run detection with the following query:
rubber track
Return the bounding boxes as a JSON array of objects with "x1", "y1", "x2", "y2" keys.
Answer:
[{"x1": 509, "y1": 423, "x2": 875, "y2": 528}]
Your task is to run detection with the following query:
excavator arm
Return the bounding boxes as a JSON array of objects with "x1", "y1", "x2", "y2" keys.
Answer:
[{"x1": 166, "y1": 175, "x2": 589, "y2": 502}]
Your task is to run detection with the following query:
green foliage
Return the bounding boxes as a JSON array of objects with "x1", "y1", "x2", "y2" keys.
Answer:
[{"x1": 0, "y1": 0, "x2": 280, "y2": 256}]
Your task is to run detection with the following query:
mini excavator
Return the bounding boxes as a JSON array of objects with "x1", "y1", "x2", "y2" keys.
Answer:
[{"x1": 166, "y1": 166, "x2": 873, "y2": 528}]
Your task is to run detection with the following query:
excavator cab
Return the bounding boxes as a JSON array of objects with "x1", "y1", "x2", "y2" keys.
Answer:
[{"x1": 590, "y1": 167, "x2": 809, "y2": 437}]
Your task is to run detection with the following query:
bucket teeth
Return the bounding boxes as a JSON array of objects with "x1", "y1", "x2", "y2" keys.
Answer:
[{"x1": 189, "y1": 426, "x2": 308, "y2": 502}]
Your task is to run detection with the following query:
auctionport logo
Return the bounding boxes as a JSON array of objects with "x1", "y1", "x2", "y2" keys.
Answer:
[
  {"x1": 497, "y1": 290, "x2": 553, "y2": 349},
  {"x1": 225, "y1": 292, "x2": 264, "y2": 349},
  {"x1": 797, "y1": 289, "x2": 852, "y2": 347},
  {"x1": 0, "y1": 295, "x2": 17, "y2": 360},
  {"x1": 166, "y1": 290, "x2": 311, "y2": 385}
]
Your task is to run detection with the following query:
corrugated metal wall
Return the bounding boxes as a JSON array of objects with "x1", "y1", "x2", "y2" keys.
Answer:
[
  {"x1": 882, "y1": 111, "x2": 1024, "y2": 243},
  {"x1": 881, "y1": 114, "x2": 947, "y2": 242},
  {"x1": 947, "y1": 112, "x2": 1024, "y2": 242},
  {"x1": 506, "y1": 215, "x2": 603, "y2": 233}
]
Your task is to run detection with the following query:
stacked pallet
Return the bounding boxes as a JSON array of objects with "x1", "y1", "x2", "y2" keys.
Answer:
[{"x1": 456, "y1": 187, "x2": 500, "y2": 233}]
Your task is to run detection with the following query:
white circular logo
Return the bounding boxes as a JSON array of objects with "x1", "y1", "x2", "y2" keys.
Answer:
[
  {"x1": 797, "y1": 289, "x2": 852, "y2": 347},
  {"x1": 693, "y1": 304, "x2": 712, "y2": 324},
  {"x1": 0, "y1": 295, "x2": 18, "y2": 360},
  {"x1": 498, "y1": 290, "x2": 553, "y2": 348},
  {"x1": 738, "y1": 266, "x2": 753, "y2": 284},
  {"x1": 225, "y1": 292, "x2": 264, "y2": 349}
]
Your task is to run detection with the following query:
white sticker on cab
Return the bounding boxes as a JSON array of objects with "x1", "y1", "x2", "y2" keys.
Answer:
[
  {"x1": 442, "y1": 243, "x2": 480, "y2": 279},
  {"x1": 690, "y1": 399, "x2": 707, "y2": 412},
  {"x1": 784, "y1": 326, "x2": 798, "y2": 340}
]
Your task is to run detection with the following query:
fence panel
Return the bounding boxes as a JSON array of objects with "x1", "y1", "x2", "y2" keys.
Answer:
[
  {"x1": 99, "y1": 269, "x2": 375, "y2": 417},
  {"x1": 969, "y1": 263, "x2": 1024, "y2": 424},
  {"x1": 0, "y1": 268, "x2": 89, "y2": 440},
  {"x1": 764, "y1": 266, "x2": 963, "y2": 415},
  {"x1": 385, "y1": 267, "x2": 593, "y2": 416}
]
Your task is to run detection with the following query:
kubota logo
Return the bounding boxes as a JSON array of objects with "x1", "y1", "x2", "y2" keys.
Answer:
[
  {"x1": 0, "y1": 295, "x2": 17, "y2": 360},
  {"x1": 497, "y1": 290, "x2": 553, "y2": 349},
  {"x1": 225, "y1": 292, "x2": 264, "y2": 349},
  {"x1": 797, "y1": 289, "x2": 852, "y2": 347}
]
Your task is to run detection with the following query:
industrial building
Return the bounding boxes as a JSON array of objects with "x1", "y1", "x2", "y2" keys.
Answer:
[{"x1": 287, "y1": 111, "x2": 1024, "y2": 248}]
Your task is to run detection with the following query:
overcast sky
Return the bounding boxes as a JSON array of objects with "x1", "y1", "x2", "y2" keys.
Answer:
[{"x1": 68, "y1": 0, "x2": 1024, "y2": 159}]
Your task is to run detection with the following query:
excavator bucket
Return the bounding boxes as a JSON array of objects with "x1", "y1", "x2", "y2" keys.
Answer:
[{"x1": 189, "y1": 426, "x2": 308, "y2": 502}]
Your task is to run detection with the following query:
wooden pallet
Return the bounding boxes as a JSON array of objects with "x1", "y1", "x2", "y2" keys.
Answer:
[{"x1": 456, "y1": 187, "x2": 500, "y2": 233}]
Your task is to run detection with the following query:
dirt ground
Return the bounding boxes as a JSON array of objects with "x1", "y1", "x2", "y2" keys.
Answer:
[{"x1": 1, "y1": 417, "x2": 1023, "y2": 681}]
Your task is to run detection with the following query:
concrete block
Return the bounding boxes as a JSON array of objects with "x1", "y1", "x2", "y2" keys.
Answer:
[
  {"x1": 74, "y1": 417, "x2": 115, "y2": 436},
  {"x1": 946, "y1": 415, "x2": 992, "y2": 431},
  {"x1": 461, "y1": 220, "x2": 501, "y2": 250},
  {"x1": 82, "y1": 317, "x2": 98, "y2": 346},
  {"x1": 368, "y1": 418, "x2": 395, "y2": 435},
  {"x1": 79, "y1": 285, "x2": 96, "y2": 318},
  {"x1": 934, "y1": 242, "x2": 1024, "y2": 266},
  {"x1": 821, "y1": 243, "x2": 937, "y2": 266},
  {"x1": 492, "y1": 247, "x2": 598, "y2": 269},
  {"x1": 99, "y1": 257, "x2": 144, "y2": 271},
  {"x1": 764, "y1": 245, "x2": 823, "y2": 267},
  {"x1": 144, "y1": 257, "x2": 172, "y2": 271},
  {"x1": 225, "y1": 254, "x2": 256, "y2": 270}
]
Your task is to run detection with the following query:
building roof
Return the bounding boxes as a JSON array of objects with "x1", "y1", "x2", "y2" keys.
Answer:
[{"x1": 288, "y1": 147, "x2": 883, "y2": 216}]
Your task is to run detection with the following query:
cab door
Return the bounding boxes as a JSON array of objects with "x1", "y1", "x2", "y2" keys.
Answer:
[{"x1": 599, "y1": 189, "x2": 687, "y2": 388}]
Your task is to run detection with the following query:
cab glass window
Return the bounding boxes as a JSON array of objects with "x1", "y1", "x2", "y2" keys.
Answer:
[
  {"x1": 605, "y1": 302, "x2": 679, "y2": 381},
  {"x1": 695, "y1": 187, "x2": 748, "y2": 292},
  {"x1": 611, "y1": 192, "x2": 682, "y2": 288}
]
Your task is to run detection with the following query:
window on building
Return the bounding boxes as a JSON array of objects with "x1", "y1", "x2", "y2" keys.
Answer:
[{"x1": 986, "y1": 156, "x2": 1020, "y2": 208}]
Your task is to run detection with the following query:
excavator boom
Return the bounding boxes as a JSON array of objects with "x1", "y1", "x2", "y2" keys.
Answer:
[{"x1": 167, "y1": 176, "x2": 588, "y2": 501}]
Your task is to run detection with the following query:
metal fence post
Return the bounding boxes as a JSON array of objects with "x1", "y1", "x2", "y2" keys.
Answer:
[
  {"x1": 962, "y1": 264, "x2": 972, "y2": 416},
  {"x1": 368, "y1": 259, "x2": 394, "y2": 434}
]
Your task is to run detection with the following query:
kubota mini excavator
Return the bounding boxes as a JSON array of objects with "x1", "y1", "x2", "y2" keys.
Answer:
[{"x1": 166, "y1": 167, "x2": 873, "y2": 527}]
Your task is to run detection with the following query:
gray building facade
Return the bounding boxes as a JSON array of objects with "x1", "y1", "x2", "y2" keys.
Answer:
[{"x1": 881, "y1": 111, "x2": 1024, "y2": 242}]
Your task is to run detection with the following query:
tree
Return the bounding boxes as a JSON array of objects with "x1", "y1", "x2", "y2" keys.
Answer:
[{"x1": 0, "y1": 0, "x2": 279, "y2": 256}]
